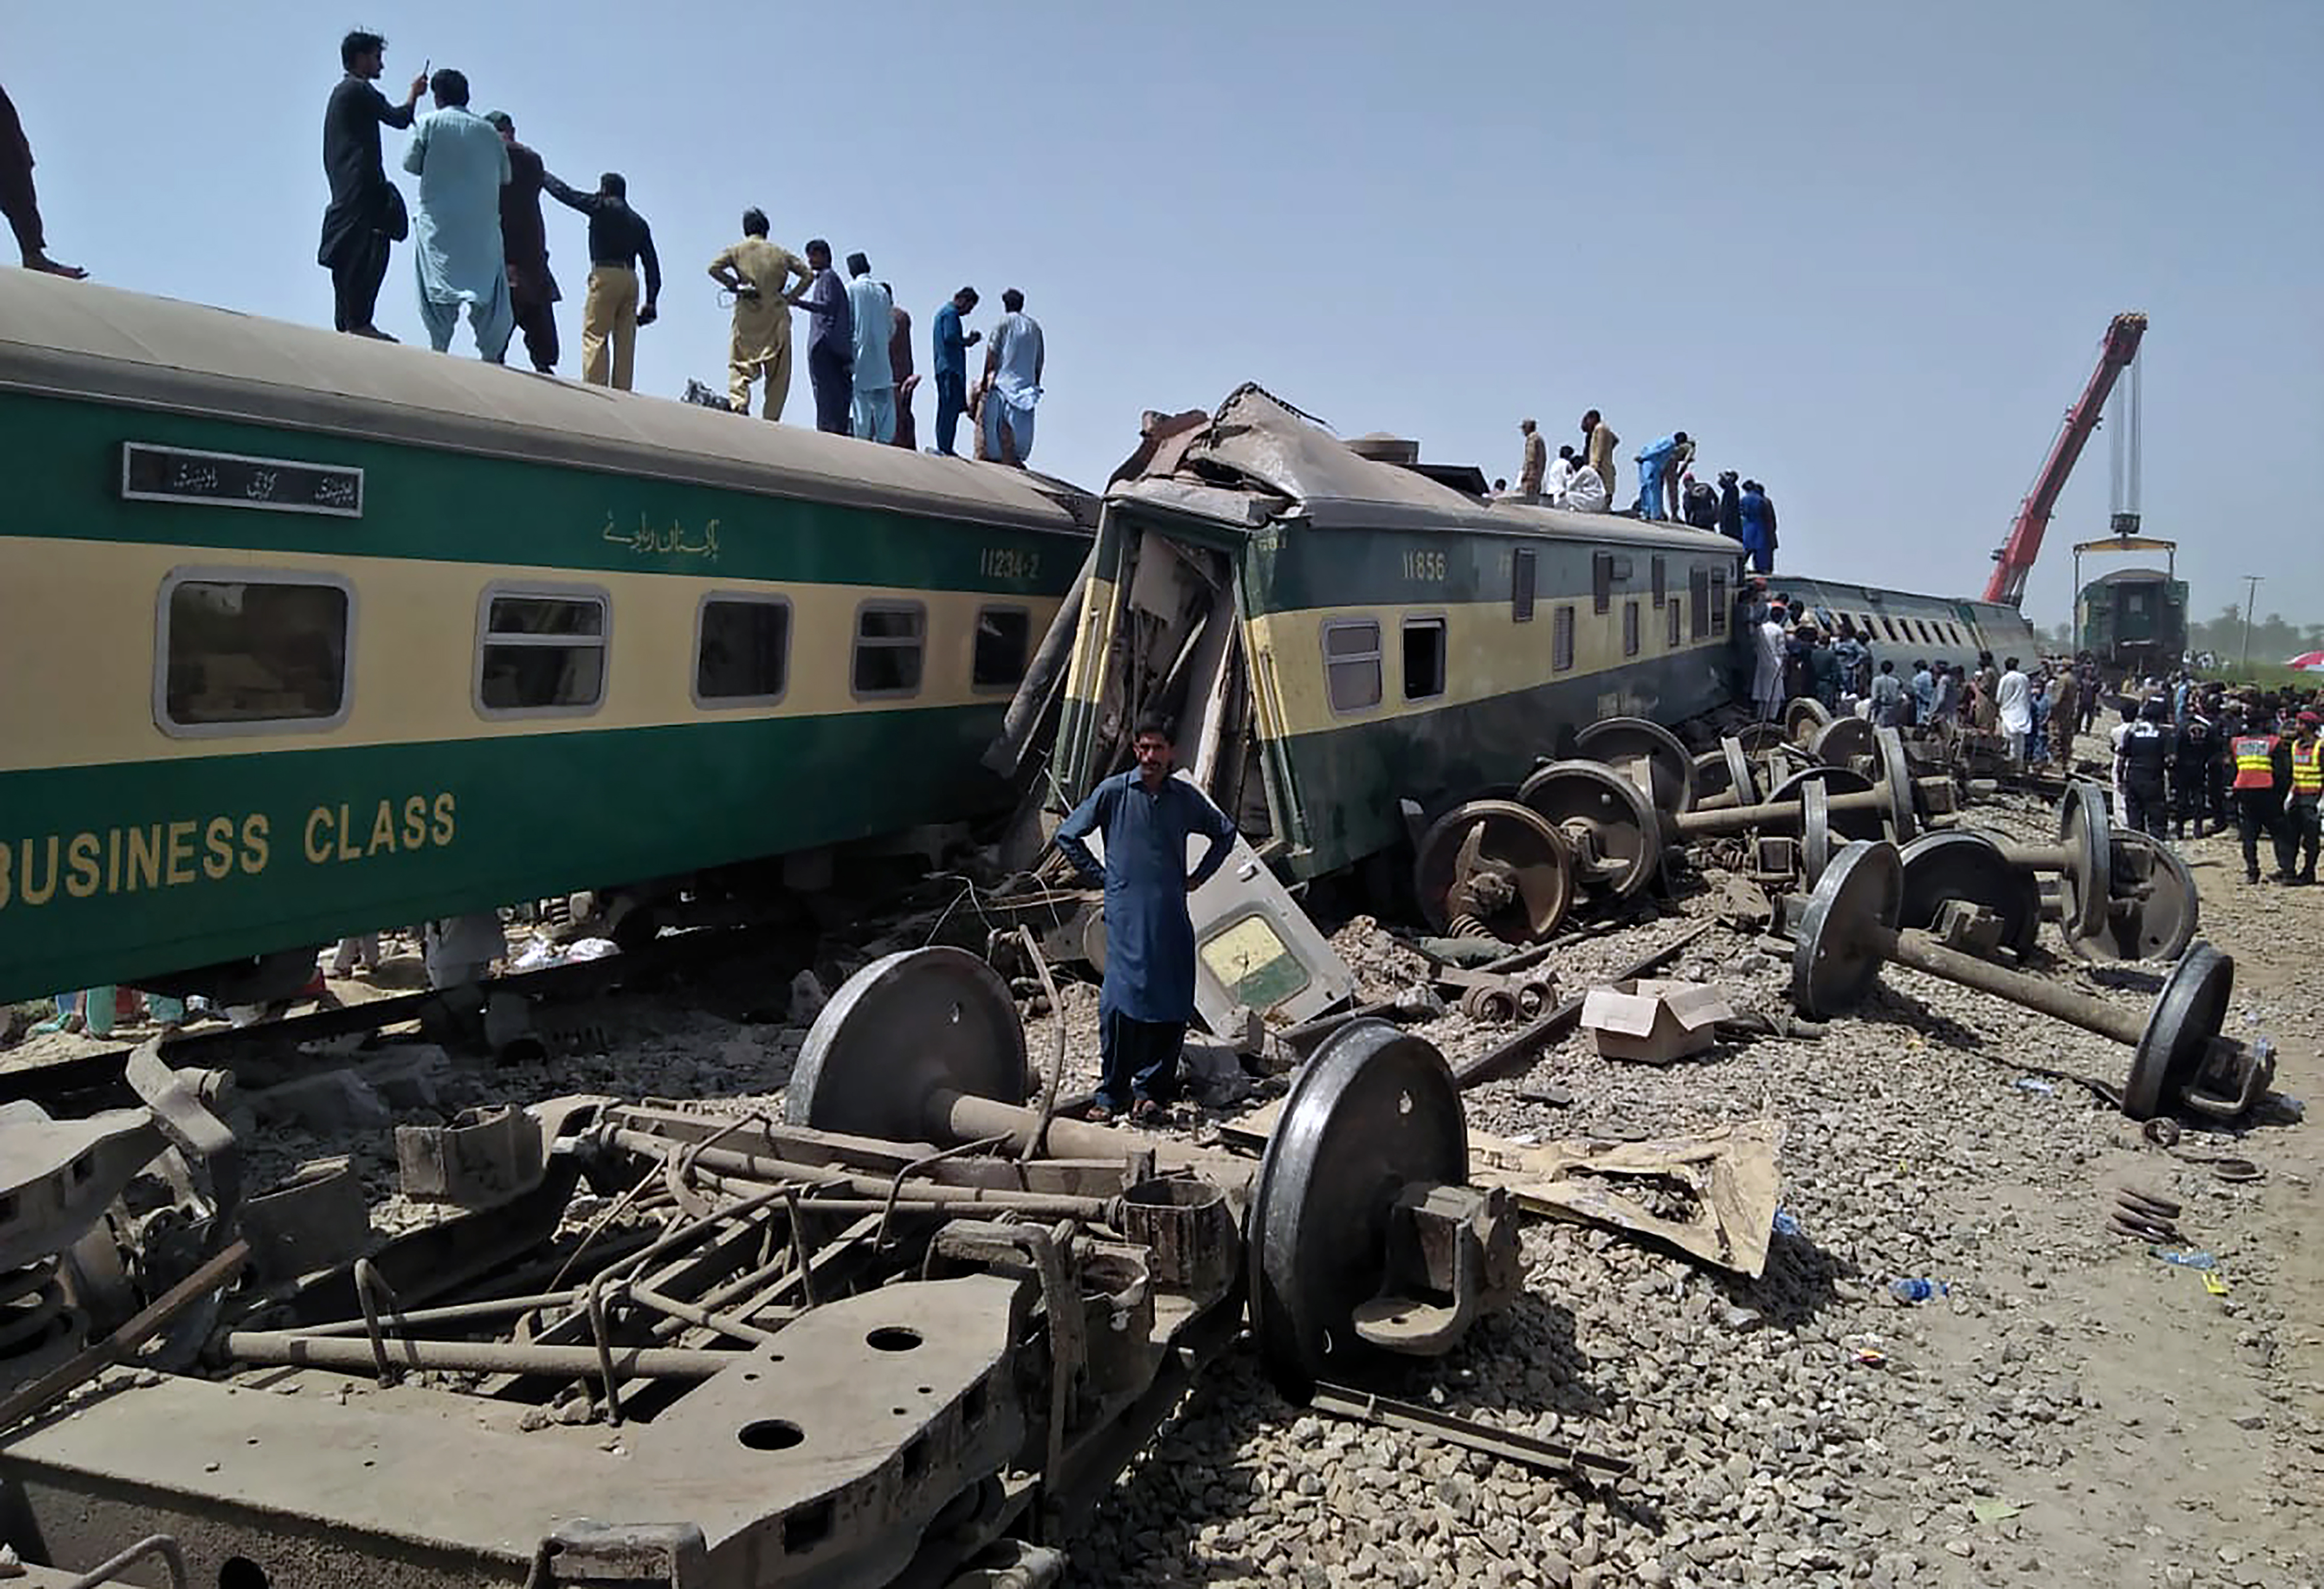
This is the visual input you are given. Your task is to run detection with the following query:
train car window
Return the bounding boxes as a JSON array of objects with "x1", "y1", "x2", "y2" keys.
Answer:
[
  {"x1": 158, "y1": 571, "x2": 352, "y2": 734},
  {"x1": 1667, "y1": 598, "x2": 1683, "y2": 648},
  {"x1": 694, "y1": 595, "x2": 791, "y2": 706},
  {"x1": 476, "y1": 585, "x2": 608, "y2": 717},
  {"x1": 1948, "y1": 622, "x2": 1965, "y2": 645},
  {"x1": 1623, "y1": 600, "x2": 1641, "y2": 658},
  {"x1": 972, "y1": 606, "x2": 1032, "y2": 690},
  {"x1": 1401, "y1": 617, "x2": 1447, "y2": 701},
  {"x1": 1688, "y1": 569, "x2": 1711, "y2": 639},
  {"x1": 1592, "y1": 550, "x2": 1613, "y2": 615},
  {"x1": 1881, "y1": 617, "x2": 1899, "y2": 641},
  {"x1": 852, "y1": 602, "x2": 927, "y2": 697},
  {"x1": 1709, "y1": 572, "x2": 1728, "y2": 634},
  {"x1": 1651, "y1": 556, "x2": 1667, "y2": 609},
  {"x1": 1322, "y1": 619, "x2": 1382, "y2": 713},
  {"x1": 1511, "y1": 548, "x2": 1537, "y2": 622},
  {"x1": 1552, "y1": 605, "x2": 1576, "y2": 672}
]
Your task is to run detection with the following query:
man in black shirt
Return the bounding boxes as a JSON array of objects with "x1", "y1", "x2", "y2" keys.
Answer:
[
  {"x1": 543, "y1": 170, "x2": 659, "y2": 390},
  {"x1": 2116, "y1": 697, "x2": 2172, "y2": 838},
  {"x1": 318, "y1": 30, "x2": 426, "y2": 338},
  {"x1": 1, "y1": 82, "x2": 86, "y2": 279},
  {"x1": 485, "y1": 112, "x2": 559, "y2": 374}
]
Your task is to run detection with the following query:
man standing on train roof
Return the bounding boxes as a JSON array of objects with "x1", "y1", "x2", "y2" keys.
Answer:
[
  {"x1": 798, "y1": 239, "x2": 853, "y2": 435},
  {"x1": 1544, "y1": 444, "x2": 1578, "y2": 505},
  {"x1": 981, "y1": 289, "x2": 1045, "y2": 467},
  {"x1": 0, "y1": 82, "x2": 86, "y2": 280},
  {"x1": 1053, "y1": 715, "x2": 1239, "y2": 1127},
  {"x1": 319, "y1": 32, "x2": 426, "y2": 338},
  {"x1": 707, "y1": 209, "x2": 812, "y2": 419},
  {"x1": 1580, "y1": 410, "x2": 1618, "y2": 504},
  {"x1": 1737, "y1": 479, "x2": 1776, "y2": 574},
  {"x1": 402, "y1": 70, "x2": 513, "y2": 362},
  {"x1": 1716, "y1": 470, "x2": 1742, "y2": 542},
  {"x1": 844, "y1": 254, "x2": 896, "y2": 443},
  {"x1": 1518, "y1": 419, "x2": 1546, "y2": 497},
  {"x1": 887, "y1": 292, "x2": 919, "y2": 449},
  {"x1": 930, "y1": 287, "x2": 981, "y2": 455},
  {"x1": 482, "y1": 113, "x2": 559, "y2": 374},
  {"x1": 542, "y1": 169, "x2": 659, "y2": 390},
  {"x1": 1659, "y1": 436, "x2": 1698, "y2": 521}
]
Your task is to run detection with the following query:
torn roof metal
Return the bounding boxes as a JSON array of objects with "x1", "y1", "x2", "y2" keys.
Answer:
[{"x1": 1108, "y1": 383, "x2": 1736, "y2": 551}]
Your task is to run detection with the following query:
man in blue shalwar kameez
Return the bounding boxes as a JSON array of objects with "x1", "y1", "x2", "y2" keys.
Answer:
[
  {"x1": 1054, "y1": 715, "x2": 1238, "y2": 1125},
  {"x1": 402, "y1": 68, "x2": 512, "y2": 361}
]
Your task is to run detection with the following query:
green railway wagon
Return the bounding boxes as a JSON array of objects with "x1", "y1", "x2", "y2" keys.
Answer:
[
  {"x1": 0, "y1": 274, "x2": 1093, "y2": 1005},
  {"x1": 2076, "y1": 567, "x2": 2187, "y2": 673},
  {"x1": 1771, "y1": 581, "x2": 2043, "y2": 677},
  {"x1": 1044, "y1": 387, "x2": 1745, "y2": 883}
]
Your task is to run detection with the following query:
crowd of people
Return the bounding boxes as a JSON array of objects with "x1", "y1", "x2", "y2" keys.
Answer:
[
  {"x1": 3, "y1": 40, "x2": 1051, "y2": 466},
  {"x1": 1506, "y1": 414, "x2": 1782, "y2": 573},
  {"x1": 309, "y1": 32, "x2": 1050, "y2": 463},
  {"x1": 2104, "y1": 676, "x2": 2321, "y2": 885}
]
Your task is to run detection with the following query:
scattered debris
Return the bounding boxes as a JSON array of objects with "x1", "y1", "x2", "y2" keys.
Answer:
[{"x1": 1579, "y1": 979, "x2": 1734, "y2": 1064}]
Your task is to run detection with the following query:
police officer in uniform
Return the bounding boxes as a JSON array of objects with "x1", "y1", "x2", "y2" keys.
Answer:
[
  {"x1": 2171, "y1": 693, "x2": 2218, "y2": 839},
  {"x1": 2277, "y1": 710, "x2": 2321, "y2": 885},
  {"x1": 2227, "y1": 707, "x2": 2286, "y2": 884},
  {"x1": 2116, "y1": 697, "x2": 2173, "y2": 838}
]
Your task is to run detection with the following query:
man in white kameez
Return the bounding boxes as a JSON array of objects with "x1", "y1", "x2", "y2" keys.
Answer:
[
  {"x1": 1996, "y1": 656, "x2": 2033, "y2": 767},
  {"x1": 403, "y1": 68, "x2": 512, "y2": 361},
  {"x1": 980, "y1": 287, "x2": 1044, "y2": 466},
  {"x1": 1754, "y1": 602, "x2": 1789, "y2": 721}
]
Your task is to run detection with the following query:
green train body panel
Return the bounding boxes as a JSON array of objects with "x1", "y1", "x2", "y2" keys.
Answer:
[
  {"x1": 0, "y1": 711, "x2": 1002, "y2": 1000},
  {"x1": 2075, "y1": 570, "x2": 2187, "y2": 670},
  {"x1": 0, "y1": 390, "x2": 1075, "y2": 589},
  {"x1": 0, "y1": 275, "x2": 1092, "y2": 1002}
]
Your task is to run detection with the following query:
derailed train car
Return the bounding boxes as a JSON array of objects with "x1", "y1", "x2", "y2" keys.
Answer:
[
  {"x1": 1026, "y1": 387, "x2": 2050, "y2": 907},
  {"x1": 0, "y1": 274, "x2": 1094, "y2": 1005},
  {"x1": 1034, "y1": 387, "x2": 1746, "y2": 886}
]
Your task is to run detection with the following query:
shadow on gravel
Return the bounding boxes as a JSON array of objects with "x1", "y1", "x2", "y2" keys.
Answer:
[
  {"x1": 1856, "y1": 983, "x2": 1986, "y2": 1048},
  {"x1": 2082, "y1": 965, "x2": 2165, "y2": 994},
  {"x1": 1715, "y1": 1223, "x2": 1860, "y2": 1333}
]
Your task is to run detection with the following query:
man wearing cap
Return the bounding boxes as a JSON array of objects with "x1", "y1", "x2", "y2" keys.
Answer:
[
  {"x1": 2116, "y1": 697, "x2": 2172, "y2": 837},
  {"x1": 2277, "y1": 711, "x2": 2321, "y2": 885},
  {"x1": 485, "y1": 112, "x2": 559, "y2": 373},
  {"x1": 2227, "y1": 706, "x2": 2286, "y2": 885},
  {"x1": 1517, "y1": 419, "x2": 1546, "y2": 497}
]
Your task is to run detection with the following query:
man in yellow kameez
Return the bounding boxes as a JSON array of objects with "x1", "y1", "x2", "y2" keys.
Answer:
[{"x1": 707, "y1": 208, "x2": 812, "y2": 419}]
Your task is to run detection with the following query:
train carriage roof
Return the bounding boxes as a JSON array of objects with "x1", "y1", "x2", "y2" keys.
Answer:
[
  {"x1": 1109, "y1": 384, "x2": 1738, "y2": 553},
  {"x1": 0, "y1": 272, "x2": 1094, "y2": 533}
]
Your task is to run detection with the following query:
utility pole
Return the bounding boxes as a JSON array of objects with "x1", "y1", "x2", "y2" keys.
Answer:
[{"x1": 2240, "y1": 575, "x2": 2262, "y2": 668}]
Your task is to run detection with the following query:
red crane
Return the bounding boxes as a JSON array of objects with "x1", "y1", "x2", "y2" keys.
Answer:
[{"x1": 1984, "y1": 311, "x2": 2148, "y2": 606}]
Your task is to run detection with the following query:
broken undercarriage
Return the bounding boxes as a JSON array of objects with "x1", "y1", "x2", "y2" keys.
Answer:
[{"x1": 0, "y1": 949, "x2": 1520, "y2": 1589}]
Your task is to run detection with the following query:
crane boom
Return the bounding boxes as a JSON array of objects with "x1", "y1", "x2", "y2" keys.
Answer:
[{"x1": 1983, "y1": 311, "x2": 2148, "y2": 606}]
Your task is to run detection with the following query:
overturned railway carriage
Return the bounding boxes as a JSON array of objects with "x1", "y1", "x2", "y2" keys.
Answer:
[
  {"x1": 1765, "y1": 577, "x2": 2044, "y2": 675},
  {"x1": 0, "y1": 275, "x2": 1092, "y2": 1004},
  {"x1": 1045, "y1": 388, "x2": 1745, "y2": 882}
]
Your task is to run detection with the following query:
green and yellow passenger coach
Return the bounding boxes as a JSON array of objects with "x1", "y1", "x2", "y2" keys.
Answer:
[
  {"x1": 0, "y1": 275, "x2": 1093, "y2": 1004},
  {"x1": 1050, "y1": 389, "x2": 1747, "y2": 883}
]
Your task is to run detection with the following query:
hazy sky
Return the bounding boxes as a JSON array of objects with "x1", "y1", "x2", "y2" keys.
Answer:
[{"x1": 12, "y1": 1, "x2": 2320, "y2": 627}]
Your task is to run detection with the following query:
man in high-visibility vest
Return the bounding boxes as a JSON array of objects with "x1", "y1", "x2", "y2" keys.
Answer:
[
  {"x1": 2228, "y1": 709, "x2": 2286, "y2": 885},
  {"x1": 2277, "y1": 710, "x2": 2321, "y2": 885}
]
